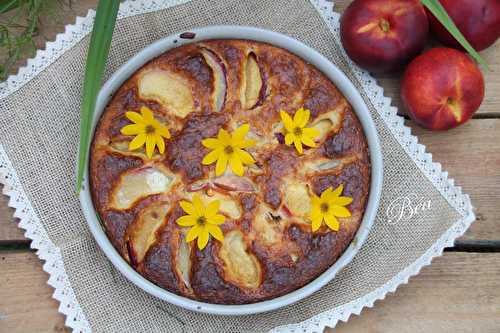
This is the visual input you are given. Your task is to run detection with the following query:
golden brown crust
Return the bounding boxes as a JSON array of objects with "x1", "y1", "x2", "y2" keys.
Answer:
[{"x1": 89, "y1": 39, "x2": 370, "y2": 304}]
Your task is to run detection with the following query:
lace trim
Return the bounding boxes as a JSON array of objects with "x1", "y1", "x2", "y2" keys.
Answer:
[
  {"x1": 0, "y1": 0, "x2": 475, "y2": 332},
  {"x1": 0, "y1": 145, "x2": 91, "y2": 332}
]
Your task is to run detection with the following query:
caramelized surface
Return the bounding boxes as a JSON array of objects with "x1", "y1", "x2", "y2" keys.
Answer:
[{"x1": 90, "y1": 39, "x2": 370, "y2": 304}]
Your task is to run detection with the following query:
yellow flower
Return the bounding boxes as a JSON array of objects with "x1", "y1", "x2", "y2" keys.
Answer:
[
  {"x1": 176, "y1": 194, "x2": 225, "y2": 250},
  {"x1": 280, "y1": 108, "x2": 320, "y2": 154},
  {"x1": 201, "y1": 124, "x2": 256, "y2": 176},
  {"x1": 310, "y1": 185, "x2": 353, "y2": 232},
  {"x1": 120, "y1": 106, "x2": 171, "y2": 159}
]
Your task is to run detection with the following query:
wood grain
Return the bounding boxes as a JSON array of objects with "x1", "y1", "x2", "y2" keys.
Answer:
[
  {"x1": 412, "y1": 119, "x2": 500, "y2": 241},
  {"x1": 1, "y1": 251, "x2": 499, "y2": 333},
  {"x1": 0, "y1": 251, "x2": 67, "y2": 333},
  {"x1": 327, "y1": 252, "x2": 500, "y2": 333},
  {"x1": 0, "y1": 190, "x2": 25, "y2": 243}
]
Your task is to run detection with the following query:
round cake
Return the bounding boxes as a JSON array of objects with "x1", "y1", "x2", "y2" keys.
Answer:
[{"x1": 90, "y1": 39, "x2": 370, "y2": 304}]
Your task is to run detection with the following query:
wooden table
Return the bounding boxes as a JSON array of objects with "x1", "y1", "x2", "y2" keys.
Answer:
[{"x1": 1, "y1": 1, "x2": 499, "y2": 332}]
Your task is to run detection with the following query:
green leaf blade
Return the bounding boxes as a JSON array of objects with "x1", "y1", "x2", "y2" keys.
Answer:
[
  {"x1": 0, "y1": 0, "x2": 19, "y2": 14},
  {"x1": 76, "y1": 0, "x2": 120, "y2": 193},
  {"x1": 421, "y1": 0, "x2": 489, "y2": 70}
]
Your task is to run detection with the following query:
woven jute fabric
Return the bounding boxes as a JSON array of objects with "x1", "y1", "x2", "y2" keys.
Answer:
[{"x1": 0, "y1": 0, "x2": 470, "y2": 332}]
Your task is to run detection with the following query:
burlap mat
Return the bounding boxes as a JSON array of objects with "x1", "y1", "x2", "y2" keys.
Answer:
[{"x1": 0, "y1": 0, "x2": 475, "y2": 332}]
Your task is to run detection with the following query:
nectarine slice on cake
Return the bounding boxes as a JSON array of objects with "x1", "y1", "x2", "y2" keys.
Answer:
[
  {"x1": 138, "y1": 69, "x2": 193, "y2": 118},
  {"x1": 241, "y1": 53, "x2": 264, "y2": 109},
  {"x1": 111, "y1": 167, "x2": 175, "y2": 209},
  {"x1": 219, "y1": 230, "x2": 262, "y2": 289},
  {"x1": 128, "y1": 202, "x2": 170, "y2": 263},
  {"x1": 201, "y1": 48, "x2": 227, "y2": 112}
]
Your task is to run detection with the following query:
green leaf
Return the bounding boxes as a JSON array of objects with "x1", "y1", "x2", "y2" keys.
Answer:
[
  {"x1": 76, "y1": 0, "x2": 119, "y2": 192},
  {"x1": 421, "y1": 0, "x2": 489, "y2": 70},
  {"x1": 0, "y1": 0, "x2": 19, "y2": 14}
]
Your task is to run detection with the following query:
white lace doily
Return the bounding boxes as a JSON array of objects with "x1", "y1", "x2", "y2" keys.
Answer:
[{"x1": 0, "y1": 1, "x2": 475, "y2": 332}]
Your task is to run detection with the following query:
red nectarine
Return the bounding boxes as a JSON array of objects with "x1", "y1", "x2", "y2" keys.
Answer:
[
  {"x1": 340, "y1": 0, "x2": 428, "y2": 73},
  {"x1": 401, "y1": 48, "x2": 485, "y2": 130},
  {"x1": 428, "y1": 0, "x2": 500, "y2": 51}
]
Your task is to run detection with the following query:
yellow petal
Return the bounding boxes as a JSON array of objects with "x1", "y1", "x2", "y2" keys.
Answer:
[
  {"x1": 202, "y1": 138, "x2": 222, "y2": 149},
  {"x1": 324, "y1": 214, "x2": 340, "y2": 231},
  {"x1": 215, "y1": 153, "x2": 228, "y2": 176},
  {"x1": 125, "y1": 111, "x2": 144, "y2": 124},
  {"x1": 310, "y1": 207, "x2": 321, "y2": 220},
  {"x1": 210, "y1": 214, "x2": 225, "y2": 225},
  {"x1": 145, "y1": 135, "x2": 155, "y2": 159},
  {"x1": 218, "y1": 128, "x2": 231, "y2": 145},
  {"x1": 280, "y1": 110, "x2": 294, "y2": 132},
  {"x1": 235, "y1": 149, "x2": 255, "y2": 165},
  {"x1": 176, "y1": 215, "x2": 197, "y2": 227},
  {"x1": 301, "y1": 108, "x2": 311, "y2": 127},
  {"x1": 294, "y1": 108, "x2": 310, "y2": 128},
  {"x1": 205, "y1": 200, "x2": 220, "y2": 218},
  {"x1": 156, "y1": 134, "x2": 165, "y2": 154},
  {"x1": 180, "y1": 200, "x2": 196, "y2": 216},
  {"x1": 311, "y1": 194, "x2": 321, "y2": 207},
  {"x1": 332, "y1": 196, "x2": 353, "y2": 206},
  {"x1": 293, "y1": 139, "x2": 303, "y2": 154},
  {"x1": 311, "y1": 214, "x2": 323, "y2": 232},
  {"x1": 121, "y1": 124, "x2": 145, "y2": 136},
  {"x1": 237, "y1": 139, "x2": 256, "y2": 149},
  {"x1": 302, "y1": 127, "x2": 320, "y2": 140},
  {"x1": 301, "y1": 135, "x2": 317, "y2": 148},
  {"x1": 232, "y1": 124, "x2": 250, "y2": 142},
  {"x1": 332, "y1": 184, "x2": 344, "y2": 198},
  {"x1": 128, "y1": 133, "x2": 146, "y2": 151},
  {"x1": 186, "y1": 224, "x2": 201, "y2": 242},
  {"x1": 331, "y1": 205, "x2": 351, "y2": 218},
  {"x1": 229, "y1": 155, "x2": 244, "y2": 176},
  {"x1": 202, "y1": 149, "x2": 221, "y2": 165},
  {"x1": 192, "y1": 194, "x2": 205, "y2": 215},
  {"x1": 140, "y1": 106, "x2": 155, "y2": 123},
  {"x1": 321, "y1": 187, "x2": 334, "y2": 200},
  {"x1": 207, "y1": 224, "x2": 224, "y2": 241},
  {"x1": 197, "y1": 228, "x2": 210, "y2": 250},
  {"x1": 284, "y1": 133, "x2": 294, "y2": 145},
  {"x1": 156, "y1": 124, "x2": 171, "y2": 139}
]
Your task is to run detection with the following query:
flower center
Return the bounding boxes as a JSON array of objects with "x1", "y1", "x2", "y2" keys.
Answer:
[
  {"x1": 224, "y1": 145, "x2": 234, "y2": 155},
  {"x1": 145, "y1": 125, "x2": 155, "y2": 134},
  {"x1": 379, "y1": 18, "x2": 390, "y2": 33},
  {"x1": 293, "y1": 127, "x2": 303, "y2": 136},
  {"x1": 320, "y1": 203, "x2": 329, "y2": 213},
  {"x1": 196, "y1": 216, "x2": 207, "y2": 226}
]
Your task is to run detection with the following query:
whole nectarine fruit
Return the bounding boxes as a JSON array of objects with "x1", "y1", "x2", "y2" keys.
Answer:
[
  {"x1": 401, "y1": 48, "x2": 485, "y2": 130},
  {"x1": 428, "y1": 0, "x2": 500, "y2": 51},
  {"x1": 340, "y1": 0, "x2": 428, "y2": 73}
]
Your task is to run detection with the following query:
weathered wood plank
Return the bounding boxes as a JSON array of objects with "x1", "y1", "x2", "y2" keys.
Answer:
[
  {"x1": 0, "y1": 189, "x2": 25, "y2": 243},
  {"x1": 409, "y1": 119, "x2": 500, "y2": 241},
  {"x1": 1, "y1": 251, "x2": 498, "y2": 332},
  {"x1": 0, "y1": 251, "x2": 67, "y2": 333},
  {"x1": 327, "y1": 252, "x2": 500, "y2": 333}
]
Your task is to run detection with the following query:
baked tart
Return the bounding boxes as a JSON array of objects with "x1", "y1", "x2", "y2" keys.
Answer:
[{"x1": 90, "y1": 39, "x2": 370, "y2": 304}]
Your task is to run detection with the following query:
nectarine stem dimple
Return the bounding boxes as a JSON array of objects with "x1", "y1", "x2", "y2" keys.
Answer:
[
  {"x1": 447, "y1": 97, "x2": 459, "y2": 110},
  {"x1": 446, "y1": 97, "x2": 462, "y2": 122},
  {"x1": 379, "y1": 19, "x2": 390, "y2": 33}
]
